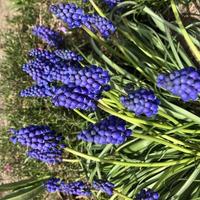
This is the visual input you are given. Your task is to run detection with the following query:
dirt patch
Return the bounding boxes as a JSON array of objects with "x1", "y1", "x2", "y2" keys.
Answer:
[{"x1": 179, "y1": 0, "x2": 200, "y2": 20}]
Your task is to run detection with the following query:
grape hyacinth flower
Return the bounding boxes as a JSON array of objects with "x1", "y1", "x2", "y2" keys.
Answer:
[
  {"x1": 54, "y1": 49, "x2": 83, "y2": 62},
  {"x1": 44, "y1": 178, "x2": 91, "y2": 197},
  {"x1": 136, "y1": 188, "x2": 160, "y2": 200},
  {"x1": 60, "y1": 181, "x2": 92, "y2": 196},
  {"x1": 50, "y1": 3, "x2": 116, "y2": 38},
  {"x1": 93, "y1": 179, "x2": 114, "y2": 196},
  {"x1": 55, "y1": 65, "x2": 110, "y2": 94},
  {"x1": 78, "y1": 116, "x2": 132, "y2": 144},
  {"x1": 28, "y1": 49, "x2": 62, "y2": 64},
  {"x1": 157, "y1": 67, "x2": 200, "y2": 102},
  {"x1": 85, "y1": 14, "x2": 116, "y2": 38},
  {"x1": 50, "y1": 3, "x2": 85, "y2": 29},
  {"x1": 51, "y1": 85, "x2": 97, "y2": 110},
  {"x1": 20, "y1": 85, "x2": 56, "y2": 97},
  {"x1": 22, "y1": 59, "x2": 55, "y2": 86},
  {"x1": 28, "y1": 148, "x2": 63, "y2": 164},
  {"x1": 29, "y1": 48, "x2": 83, "y2": 63},
  {"x1": 44, "y1": 178, "x2": 61, "y2": 193},
  {"x1": 103, "y1": 0, "x2": 123, "y2": 8},
  {"x1": 9, "y1": 125, "x2": 64, "y2": 151},
  {"x1": 120, "y1": 89, "x2": 160, "y2": 117},
  {"x1": 32, "y1": 26, "x2": 64, "y2": 47}
]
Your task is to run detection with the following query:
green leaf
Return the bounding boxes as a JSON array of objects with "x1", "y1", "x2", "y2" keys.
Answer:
[
  {"x1": 0, "y1": 177, "x2": 49, "y2": 192},
  {"x1": 1, "y1": 185, "x2": 44, "y2": 200}
]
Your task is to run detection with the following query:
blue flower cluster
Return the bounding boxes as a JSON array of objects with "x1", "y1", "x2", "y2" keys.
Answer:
[
  {"x1": 28, "y1": 149, "x2": 63, "y2": 164},
  {"x1": 22, "y1": 59, "x2": 55, "y2": 86},
  {"x1": 60, "y1": 181, "x2": 91, "y2": 196},
  {"x1": 83, "y1": 0, "x2": 122, "y2": 9},
  {"x1": 157, "y1": 67, "x2": 200, "y2": 102},
  {"x1": 20, "y1": 85, "x2": 55, "y2": 97},
  {"x1": 32, "y1": 26, "x2": 64, "y2": 47},
  {"x1": 29, "y1": 48, "x2": 83, "y2": 63},
  {"x1": 50, "y1": 3, "x2": 116, "y2": 38},
  {"x1": 44, "y1": 178, "x2": 91, "y2": 196},
  {"x1": 22, "y1": 48, "x2": 110, "y2": 110},
  {"x1": 50, "y1": 3, "x2": 85, "y2": 29},
  {"x1": 78, "y1": 116, "x2": 132, "y2": 144},
  {"x1": 28, "y1": 49, "x2": 62, "y2": 64},
  {"x1": 55, "y1": 65, "x2": 110, "y2": 93},
  {"x1": 103, "y1": 0, "x2": 123, "y2": 8},
  {"x1": 120, "y1": 89, "x2": 160, "y2": 117},
  {"x1": 51, "y1": 85, "x2": 97, "y2": 110},
  {"x1": 93, "y1": 179, "x2": 114, "y2": 196},
  {"x1": 136, "y1": 188, "x2": 160, "y2": 200},
  {"x1": 44, "y1": 178, "x2": 61, "y2": 192},
  {"x1": 9, "y1": 125, "x2": 65, "y2": 164},
  {"x1": 54, "y1": 49, "x2": 83, "y2": 61}
]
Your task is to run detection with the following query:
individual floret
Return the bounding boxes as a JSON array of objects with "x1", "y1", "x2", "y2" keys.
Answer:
[
  {"x1": 157, "y1": 67, "x2": 200, "y2": 102},
  {"x1": 93, "y1": 179, "x2": 114, "y2": 196},
  {"x1": 32, "y1": 26, "x2": 64, "y2": 47},
  {"x1": 120, "y1": 89, "x2": 160, "y2": 117},
  {"x1": 78, "y1": 116, "x2": 132, "y2": 144},
  {"x1": 136, "y1": 188, "x2": 160, "y2": 200}
]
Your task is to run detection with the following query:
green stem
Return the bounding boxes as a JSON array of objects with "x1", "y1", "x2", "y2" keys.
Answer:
[
  {"x1": 171, "y1": 0, "x2": 200, "y2": 62},
  {"x1": 88, "y1": 0, "x2": 106, "y2": 17},
  {"x1": 64, "y1": 147, "x2": 195, "y2": 167},
  {"x1": 62, "y1": 159, "x2": 80, "y2": 163},
  {"x1": 74, "y1": 109, "x2": 95, "y2": 124},
  {"x1": 173, "y1": 163, "x2": 200, "y2": 198},
  {"x1": 158, "y1": 109, "x2": 179, "y2": 125},
  {"x1": 114, "y1": 190, "x2": 132, "y2": 200},
  {"x1": 133, "y1": 133, "x2": 200, "y2": 156}
]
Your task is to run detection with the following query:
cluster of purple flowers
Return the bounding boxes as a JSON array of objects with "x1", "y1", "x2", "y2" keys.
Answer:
[
  {"x1": 20, "y1": 85, "x2": 55, "y2": 97},
  {"x1": 157, "y1": 67, "x2": 200, "y2": 102},
  {"x1": 93, "y1": 179, "x2": 114, "y2": 196},
  {"x1": 51, "y1": 85, "x2": 97, "y2": 110},
  {"x1": 44, "y1": 178, "x2": 115, "y2": 197},
  {"x1": 50, "y1": 3, "x2": 116, "y2": 38},
  {"x1": 136, "y1": 188, "x2": 160, "y2": 200},
  {"x1": 32, "y1": 26, "x2": 64, "y2": 47},
  {"x1": 21, "y1": 61, "x2": 110, "y2": 110},
  {"x1": 78, "y1": 116, "x2": 132, "y2": 144},
  {"x1": 29, "y1": 48, "x2": 83, "y2": 63},
  {"x1": 120, "y1": 89, "x2": 160, "y2": 117},
  {"x1": 9, "y1": 125, "x2": 65, "y2": 164},
  {"x1": 83, "y1": 0, "x2": 123, "y2": 9},
  {"x1": 103, "y1": 0, "x2": 123, "y2": 8},
  {"x1": 21, "y1": 42, "x2": 110, "y2": 110},
  {"x1": 44, "y1": 178, "x2": 91, "y2": 196}
]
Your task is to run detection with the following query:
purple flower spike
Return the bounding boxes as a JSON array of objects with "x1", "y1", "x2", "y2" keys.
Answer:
[{"x1": 78, "y1": 116, "x2": 132, "y2": 144}]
